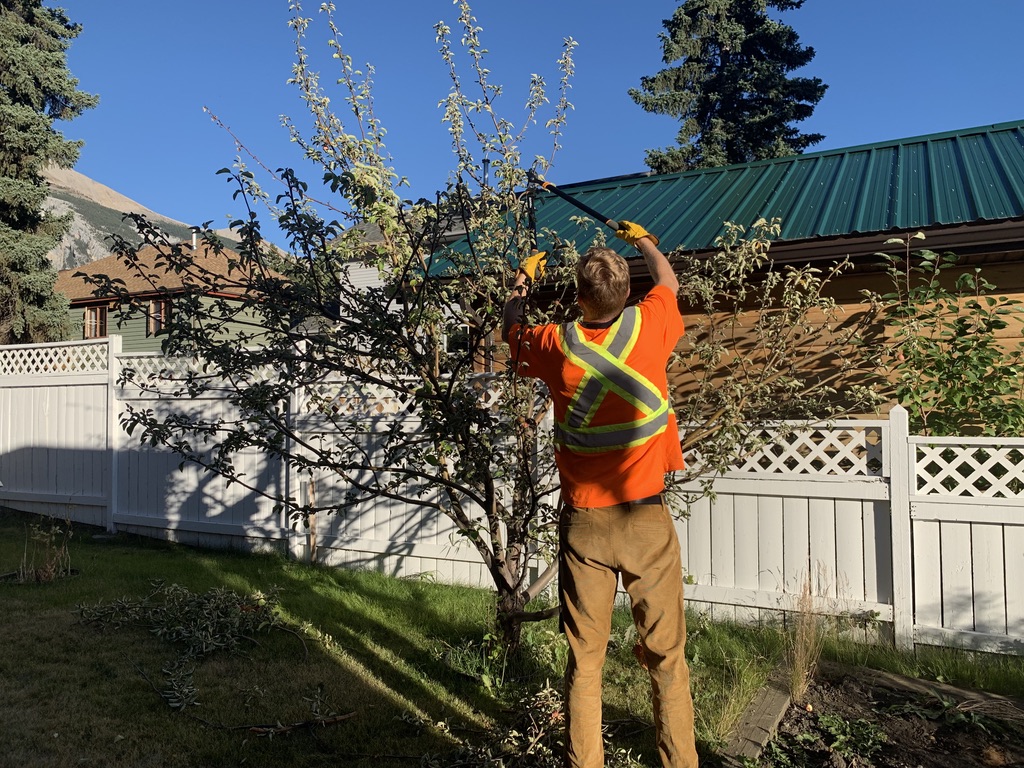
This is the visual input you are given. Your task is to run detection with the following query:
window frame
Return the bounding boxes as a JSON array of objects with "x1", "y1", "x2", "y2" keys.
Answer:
[
  {"x1": 147, "y1": 298, "x2": 172, "y2": 336},
  {"x1": 84, "y1": 305, "x2": 108, "y2": 339}
]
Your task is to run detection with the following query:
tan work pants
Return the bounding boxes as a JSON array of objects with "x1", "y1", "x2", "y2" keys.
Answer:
[{"x1": 559, "y1": 499, "x2": 698, "y2": 768}]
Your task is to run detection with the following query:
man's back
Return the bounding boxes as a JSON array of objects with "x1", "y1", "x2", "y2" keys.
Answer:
[{"x1": 508, "y1": 282, "x2": 685, "y2": 507}]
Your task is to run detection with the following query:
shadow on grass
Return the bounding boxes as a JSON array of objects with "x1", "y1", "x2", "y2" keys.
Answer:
[{"x1": 0, "y1": 507, "x2": 504, "y2": 768}]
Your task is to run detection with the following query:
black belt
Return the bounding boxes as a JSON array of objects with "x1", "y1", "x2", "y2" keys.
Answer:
[{"x1": 628, "y1": 494, "x2": 663, "y2": 506}]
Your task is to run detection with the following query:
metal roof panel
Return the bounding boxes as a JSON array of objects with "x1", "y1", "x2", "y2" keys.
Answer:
[{"x1": 533, "y1": 119, "x2": 1024, "y2": 254}]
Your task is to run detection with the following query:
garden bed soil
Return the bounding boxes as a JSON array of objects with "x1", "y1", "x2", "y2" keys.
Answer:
[{"x1": 757, "y1": 662, "x2": 1024, "y2": 767}]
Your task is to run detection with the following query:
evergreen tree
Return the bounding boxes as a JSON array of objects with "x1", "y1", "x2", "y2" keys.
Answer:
[
  {"x1": 0, "y1": 0, "x2": 97, "y2": 343},
  {"x1": 629, "y1": 0, "x2": 826, "y2": 173}
]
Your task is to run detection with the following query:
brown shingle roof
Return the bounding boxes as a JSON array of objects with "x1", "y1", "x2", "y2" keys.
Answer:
[{"x1": 55, "y1": 244, "x2": 264, "y2": 303}]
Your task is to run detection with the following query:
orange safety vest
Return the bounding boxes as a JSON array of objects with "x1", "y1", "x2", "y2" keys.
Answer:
[{"x1": 553, "y1": 306, "x2": 671, "y2": 454}]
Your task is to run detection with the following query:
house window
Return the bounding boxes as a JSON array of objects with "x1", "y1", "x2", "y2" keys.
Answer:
[
  {"x1": 84, "y1": 306, "x2": 107, "y2": 339},
  {"x1": 148, "y1": 299, "x2": 172, "y2": 336}
]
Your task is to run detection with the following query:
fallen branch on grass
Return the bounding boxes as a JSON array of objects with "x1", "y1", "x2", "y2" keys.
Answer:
[
  {"x1": 243, "y1": 711, "x2": 357, "y2": 736},
  {"x1": 130, "y1": 658, "x2": 355, "y2": 735}
]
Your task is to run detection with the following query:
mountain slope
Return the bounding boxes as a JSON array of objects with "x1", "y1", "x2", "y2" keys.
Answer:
[{"x1": 42, "y1": 166, "x2": 238, "y2": 270}]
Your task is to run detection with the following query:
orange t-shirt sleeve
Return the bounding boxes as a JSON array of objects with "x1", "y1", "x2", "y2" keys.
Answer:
[
  {"x1": 507, "y1": 322, "x2": 560, "y2": 380},
  {"x1": 639, "y1": 284, "x2": 685, "y2": 351}
]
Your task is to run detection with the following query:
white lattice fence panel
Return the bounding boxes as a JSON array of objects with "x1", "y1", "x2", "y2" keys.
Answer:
[
  {"x1": 120, "y1": 354, "x2": 202, "y2": 383},
  {"x1": 470, "y1": 375, "x2": 504, "y2": 411},
  {"x1": 0, "y1": 341, "x2": 108, "y2": 375},
  {"x1": 120, "y1": 354, "x2": 280, "y2": 389},
  {"x1": 297, "y1": 374, "x2": 506, "y2": 417},
  {"x1": 300, "y1": 380, "x2": 415, "y2": 417},
  {"x1": 727, "y1": 424, "x2": 885, "y2": 476},
  {"x1": 915, "y1": 443, "x2": 1024, "y2": 498}
]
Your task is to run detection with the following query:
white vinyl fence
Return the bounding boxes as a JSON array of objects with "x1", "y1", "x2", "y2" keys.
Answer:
[{"x1": 2, "y1": 337, "x2": 1023, "y2": 655}]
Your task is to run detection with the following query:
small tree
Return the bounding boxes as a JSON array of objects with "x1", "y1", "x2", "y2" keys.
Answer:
[
  {"x1": 88, "y1": 1, "x2": 577, "y2": 648},
  {"x1": 628, "y1": 0, "x2": 826, "y2": 173},
  {"x1": 0, "y1": 0, "x2": 98, "y2": 343},
  {"x1": 869, "y1": 233, "x2": 1024, "y2": 436}
]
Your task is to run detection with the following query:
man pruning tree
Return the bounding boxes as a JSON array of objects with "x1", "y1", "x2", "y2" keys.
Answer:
[{"x1": 502, "y1": 219, "x2": 698, "y2": 768}]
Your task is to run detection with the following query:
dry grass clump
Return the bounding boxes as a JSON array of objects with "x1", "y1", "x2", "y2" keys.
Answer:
[
  {"x1": 787, "y1": 572, "x2": 827, "y2": 703},
  {"x1": 14, "y1": 516, "x2": 73, "y2": 583}
]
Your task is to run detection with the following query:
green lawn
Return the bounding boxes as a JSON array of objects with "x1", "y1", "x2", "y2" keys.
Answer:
[{"x1": 2, "y1": 507, "x2": 1022, "y2": 768}]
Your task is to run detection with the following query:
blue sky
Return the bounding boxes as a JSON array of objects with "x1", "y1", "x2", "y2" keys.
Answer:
[{"x1": 59, "y1": 1, "x2": 1024, "y2": 244}]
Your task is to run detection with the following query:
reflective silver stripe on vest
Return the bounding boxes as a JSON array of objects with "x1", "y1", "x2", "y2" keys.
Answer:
[
  {"x1": 565, "y1": 309, "x2": 637, "y2": 428},
  {"x1": 554, "y1": 308, "x2": 670, "y2": 453}
]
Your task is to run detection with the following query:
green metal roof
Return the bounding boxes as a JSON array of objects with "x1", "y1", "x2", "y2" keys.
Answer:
[{"x1": 533, "y1": 119, "x2": 1024, "y2": 258}]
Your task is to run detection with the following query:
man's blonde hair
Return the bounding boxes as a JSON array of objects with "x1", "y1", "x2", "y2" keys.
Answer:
[{"x1": 576, "y1": 247, "x2": 630, "y2": 318}]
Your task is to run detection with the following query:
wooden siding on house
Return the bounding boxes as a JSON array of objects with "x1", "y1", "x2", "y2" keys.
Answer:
[
  {"x1": 112, "y1": 309, "x2": 162, "y2": 353},
  {"x1": 51, "y1": 242, "x2": 275, "y2": 353},
  {"x1": 64, "y1": 292, "x2": 271, "y2": 353},
  {"x1": 195, "y1": 295, "x2": 270, "y2": 345},
  {"x1": 67, "y1": 305, "x2": 163, "y2": 354},
  {"x1": 505, "y1": 250, "x2": 1024, "y2": 419}
]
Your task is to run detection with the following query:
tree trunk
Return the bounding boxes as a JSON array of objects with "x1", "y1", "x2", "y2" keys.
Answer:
[{"x1": 496, "y1": 588, "x2": 529, "y2": 650}]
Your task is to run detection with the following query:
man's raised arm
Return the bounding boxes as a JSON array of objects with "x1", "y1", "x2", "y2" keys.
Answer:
[
  {"x1": 501, "y1": 251, "x2": 547, "y2": 343},
  {"x1": 615, "y1": 221, "x2": 678, "y2": 295}
]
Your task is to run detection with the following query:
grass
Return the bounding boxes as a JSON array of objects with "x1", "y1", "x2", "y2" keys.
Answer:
[
  {"x1": 2, "y1": 507, "x2": 1024, "y2": 768},
  {"x1": 787, "y1": 573, "x2": 827, "y2": 703},
  {"x1": 824, "y1": 635, "x2": 1024, "y2": 700},
  {"x1": 0, "y1": 509, "x2": 501, "y2": 768}
]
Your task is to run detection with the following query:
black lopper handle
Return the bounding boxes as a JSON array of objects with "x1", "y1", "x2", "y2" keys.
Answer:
[{"x1": 527, "y1": 171, "x2": 620, "y2": 231}]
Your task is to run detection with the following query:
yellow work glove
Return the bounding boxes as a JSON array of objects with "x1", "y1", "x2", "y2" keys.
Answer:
[
  {"x1": 518, "y1": 251, "x2": 548, "y2": 281},
  {"x1": 615, "y1": 220, "x2": 660, "y2": 247}
]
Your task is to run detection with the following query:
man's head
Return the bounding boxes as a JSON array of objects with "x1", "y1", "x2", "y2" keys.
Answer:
[{"x1": 576, "y1": 246, "x2": 630, "y2": 319}]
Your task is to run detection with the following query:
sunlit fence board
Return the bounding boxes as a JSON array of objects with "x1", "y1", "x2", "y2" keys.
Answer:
[
  {"x1": 732, "y1": 494, "x2": 761, "y2": 624},
  {"x1": 972, "y1": 524, "x2": 1007, "y2": 635},
  {"x1": 757, "y1": 495, "x2": 785, "y2": 595},
  {"x1": 683, "y1": 494, "x2": 713, "y2": 587},
  {"x1": 711, "y1": 493, "x2": 736, "y2": 591},
  {"x1": 781, "y1": 497, "x2": 810, "y2": 595},
  {"x1": 808, "y1": 497, "x2": 838, "y2": 598}
]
